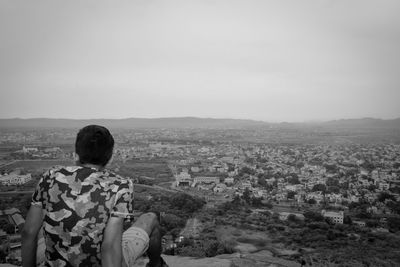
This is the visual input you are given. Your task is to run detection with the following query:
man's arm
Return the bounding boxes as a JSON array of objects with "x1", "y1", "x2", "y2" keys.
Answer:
[
  {"x1": 21, "y1": 205, "x2": 43, "y2": 267},
  {"x1": 102, "y1": 216, "x2": 124, "y2": 267}
]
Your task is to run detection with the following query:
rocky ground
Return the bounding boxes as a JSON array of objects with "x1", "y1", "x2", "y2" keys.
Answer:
[{"x1": 133, "y1": 250, "x2": 301, "y2": 267}]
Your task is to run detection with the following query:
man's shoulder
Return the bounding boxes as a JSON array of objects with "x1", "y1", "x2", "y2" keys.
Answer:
[
  {"x1": 41, "y1": 165, "x2": 132, "y2": 186},
  {"x1": 102, "y1": 169, "x2": 133, "y2": 186},
  {"x1": 42, "y1": 165, "x2": 81, "y2": 177},
  {"x1": 86, "y1": 168, "x2": 133, "y2": 188}
]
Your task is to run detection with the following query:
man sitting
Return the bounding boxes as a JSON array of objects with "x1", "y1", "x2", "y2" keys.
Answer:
[{"x1": 22, "y1": 125, "x2": 167, "y2": 267}]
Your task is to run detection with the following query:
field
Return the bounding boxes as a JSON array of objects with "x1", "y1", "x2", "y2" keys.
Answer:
[
  {"x1": 112, "y1": 159, "x2": 173, "y2": 183},
  {"x1": 0, "y1": 160, "x2": 74, "y2": 175}
]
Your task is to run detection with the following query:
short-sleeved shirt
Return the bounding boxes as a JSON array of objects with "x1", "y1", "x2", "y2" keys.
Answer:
[{"x1": 32, "y1": 165, "x2": 134, "y2": 267}]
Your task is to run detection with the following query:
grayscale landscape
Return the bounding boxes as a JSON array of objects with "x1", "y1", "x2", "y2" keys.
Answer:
[{"x1": 1, "y1": 0, "x2": 400, "y2": 266}]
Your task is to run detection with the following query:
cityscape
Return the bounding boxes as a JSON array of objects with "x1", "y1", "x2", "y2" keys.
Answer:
[{"x1": 0, "y1": 118, "x2": 399, "y2": 266}]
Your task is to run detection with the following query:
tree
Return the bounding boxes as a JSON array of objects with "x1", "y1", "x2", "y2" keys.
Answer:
[
  {"x1": 386, "y1": 201, "x2": 400, "y2": 215},
  {"x1": 389, "y1": 186, "x2": 400, "y2": 194},
  {"x1": 340, "y1": 181, "x2": 350, "y2": 190},
  {"x1": 287, "y1": 214, "x2": 300, "y2": 223},
  {"x1": 231, "y1": 195, "x2": 241, "y2": 206},
  {"x1": 324, "y1": 164, "x2": 338, "y2": 173},
  {"x1": 204, "y1": 240, "x2": 224, "y2": 257},
  {"x1": 257, "y1": 176, "x2": 267, "y2": 187},
  {"x1": 355, "y1": 209, "x2": 372, "y2": 219},
  {"x1": 378, "y1": 192, "x2": 395, "y2": 203},
  {"x1": 162, "y1": 214, "x2": 185, "y2": 231},
  {"x1": 326, "y1": 177, "x2": 339, "y2": 187},
  {"x1": 360, "y1": 161, "x2": 375, "y2": 171},
  {"x1": 328, "y1": 186, "x2": 340, "y2": 194},
  {"x1": 387, "y1": 217, "x2": 400, "y2": 233},
  {"x1": 295, "y1": 161, "x2": 304, "y2": 169},
  {"x1": 242, "y1": 188, "x2": 251, "y2": 204},
  {"x1": 263, "y1": 201, "x2": 273, "y2": 209},
  {"x1": 304, "y1": 211, "x2": 324, "y2": 222},
  {"x1": 287, "y1": 191, "x2": 296, "y2": 200},
  {"x1": 251, "y1": 196, "x2": 262, "y2": 207},
  {"x1": 170, "y1": 193, "x2": 205, "y2": 213},
  {"x1": 287, "y1": 175, "x2": 300, "y2": 185},
  {"x1": 307, "y1": 198, "x2": 317, "y2": 205},
  {"x1": 368, "y1": 184, "x2": 377, "y2": 192},
  {"x1": 365, "y1": 219, "x2": 379, "y2": 228},
  {"x1": 0, "y1": 219, "x2": 14, "y2": 234},
  {"x1": 0, "y1": 220, "x2": 15, "y2": 234},
  {"x1": 239, "y1": 166, "x2": 255, "y2": 176},
  {"x1": 312, "y1": 184, "x2": 326, "y2": 192},
  {"x1": 327, "y1": 230, "x2": 336, "y2": 240},
  {"x1": 343, "y1": 215, "x2": 352, "y2": 225}
]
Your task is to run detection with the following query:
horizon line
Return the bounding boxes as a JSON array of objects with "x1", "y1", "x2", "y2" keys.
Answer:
[{"x1": 1, "y1": 116, "x2": 399, "y2": 124}]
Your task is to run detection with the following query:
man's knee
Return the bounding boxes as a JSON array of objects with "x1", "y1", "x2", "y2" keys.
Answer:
[{"x1": 132, "y1": 212, "x2": 159, "y2": 236}]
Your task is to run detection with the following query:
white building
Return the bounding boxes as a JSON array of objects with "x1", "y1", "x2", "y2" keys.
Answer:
[
  {"x1": 0, "y1": 174, "x2": 32, "y2": 185},
  {"x1": 22, "y1": 146, "x2": 38, "y2": 153},
  {"x1": 193, "y1": 176, "x2": 220, "y2": 184},
  {"x1": 224, "y1": 177, "x2": 234, "y2": 185},
  {"x1": 321, "y1": 210, "x2": 344, "y2": 224},
  {"x1": 175, "y1": 172, "x2": 192, "y2": 186},
  {"x1": 239, "y1": 181, "x2": 252, "y2": 190},
  {"x1": 353, "y1": 220, "x2": 366, "y2": 227},
  {"x1": 213, "y1": 183, "x2": 227, "y2": 193},
  {"x1": 190, "y1": 166, "x2": 201, "y2": 173},
  {"x1": 378, "y1": 182, "x2": 390, "y2": 191},
  {"x1": 285, "y1": 185, "x2": 297, "y2": 191}
]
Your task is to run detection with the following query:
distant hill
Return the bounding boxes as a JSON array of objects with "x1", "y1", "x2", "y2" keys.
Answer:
[
  {"x1": 0, "y1": 117, "x2": 266, "y2": 129},
  {"x1": 0, "y1": 117, "x2": 399, "y2": 129},
  {"x1": 322, "y1": 117, "x2": 400, "y2": 129}
]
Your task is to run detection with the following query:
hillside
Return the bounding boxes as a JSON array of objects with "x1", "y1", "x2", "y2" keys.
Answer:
[
  {"x1": 322, "y1": 117, "x2": 400, "y2": 129},
  {"x1": 0, "y1": 117, "x2": 400, "y2": 130}
]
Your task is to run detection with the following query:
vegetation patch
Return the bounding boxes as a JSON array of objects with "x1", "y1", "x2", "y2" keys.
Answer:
[{"x1": 236, "y1": 237, "x2": 268, "y2": 248}]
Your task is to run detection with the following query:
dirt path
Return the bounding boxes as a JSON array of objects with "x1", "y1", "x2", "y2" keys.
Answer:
[{"x1": 180, "y1": 217, "x2": 203, "y2": 238}]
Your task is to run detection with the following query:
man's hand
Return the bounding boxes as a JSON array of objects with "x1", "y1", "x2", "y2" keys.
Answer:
[
  {"x1": 22, "y1": 205, "x2": 43, "y2": 267},
  {"x1": 102, "y1": 216, "x2": 124, "y2": 267}
]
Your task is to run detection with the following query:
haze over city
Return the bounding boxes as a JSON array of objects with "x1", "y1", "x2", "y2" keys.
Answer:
[{"x1": 1, "y1": 0, "x2": 400, "y2": 122}]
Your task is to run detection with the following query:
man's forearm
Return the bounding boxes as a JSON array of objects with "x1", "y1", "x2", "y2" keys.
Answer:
[
  {"x1": 22, "y1": 205, "x2": 44, "y2": 266},
  {"x1": 22, "y1": 233, "x2": 38, "y2": 267},
  {"x1": 102, "y1": 216, "x2": 124, "y2": 267},
  {"x1": 102, "y1": 243, "x2": 122, "y2": 267}
]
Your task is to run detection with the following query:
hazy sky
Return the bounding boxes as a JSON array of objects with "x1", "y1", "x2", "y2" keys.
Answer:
[{"x1": 1, "y1": 0, "x2": 399, "y2": 122}]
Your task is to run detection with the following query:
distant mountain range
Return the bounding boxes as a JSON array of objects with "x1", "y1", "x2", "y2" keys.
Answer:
[
  {"x1": 0, "y1": 117, "x2": 399, "y2": 129},
  {"x1": 321, "y1": 117, "x2": 400, "y2": 129}
]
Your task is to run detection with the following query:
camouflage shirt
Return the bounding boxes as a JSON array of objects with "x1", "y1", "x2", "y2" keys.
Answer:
[{"x1": 32, "y1": 166, "x2": 134, "y2": 267}]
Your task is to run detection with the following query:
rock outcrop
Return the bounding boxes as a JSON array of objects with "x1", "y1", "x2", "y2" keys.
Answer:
[{"x1": 133, "y1": 251, "x2": 300, "y2": 267}]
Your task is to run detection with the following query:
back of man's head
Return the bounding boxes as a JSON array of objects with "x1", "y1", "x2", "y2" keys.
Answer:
[{"x1": 75, "y1": 125, "x2": 114, "y2": 166}]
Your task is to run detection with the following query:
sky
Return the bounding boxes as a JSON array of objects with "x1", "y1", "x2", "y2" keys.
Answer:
[{"x1": 0, "y1": 0, "x2": 399, "y2": 122}]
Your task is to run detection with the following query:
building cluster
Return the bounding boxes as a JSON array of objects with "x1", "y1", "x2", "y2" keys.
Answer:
[
  {"x1": 1, "y1": 128, "x2": 400, "y2": 228},
  {"x1": 12, "y1": 146, "x2": 68, "y2": 160},
  {"x1": 0, "y1": 173, "x2": 32, "y2": 186},
  {"x1": 163, "y1": 142, "x2": 400, "y2": 225}
]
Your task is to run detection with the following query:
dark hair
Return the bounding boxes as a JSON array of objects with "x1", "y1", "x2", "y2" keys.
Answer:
[{"x1": 75, "y1": 125, "x2": 114, "y2": 166}]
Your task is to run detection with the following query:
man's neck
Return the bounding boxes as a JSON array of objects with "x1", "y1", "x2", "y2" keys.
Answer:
[{"x1": 78, "y1": 162, "x2": 104, "y2": 171}]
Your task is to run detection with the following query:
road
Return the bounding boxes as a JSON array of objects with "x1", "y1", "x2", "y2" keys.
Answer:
[
  {"x1": 180, "y1": 217, "x2": 202, "y2": 238},
  {"x1": 134, "y1": 183, "x2": 179, "y2": 194},
  {"x1": 0, "y1": 160, "x2": 17, "y2": 168}
]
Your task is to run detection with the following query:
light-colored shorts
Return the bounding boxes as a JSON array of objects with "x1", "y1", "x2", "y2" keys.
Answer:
[{"x1": 122, "y1": 226, "x2": 150, "y2": 266}]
